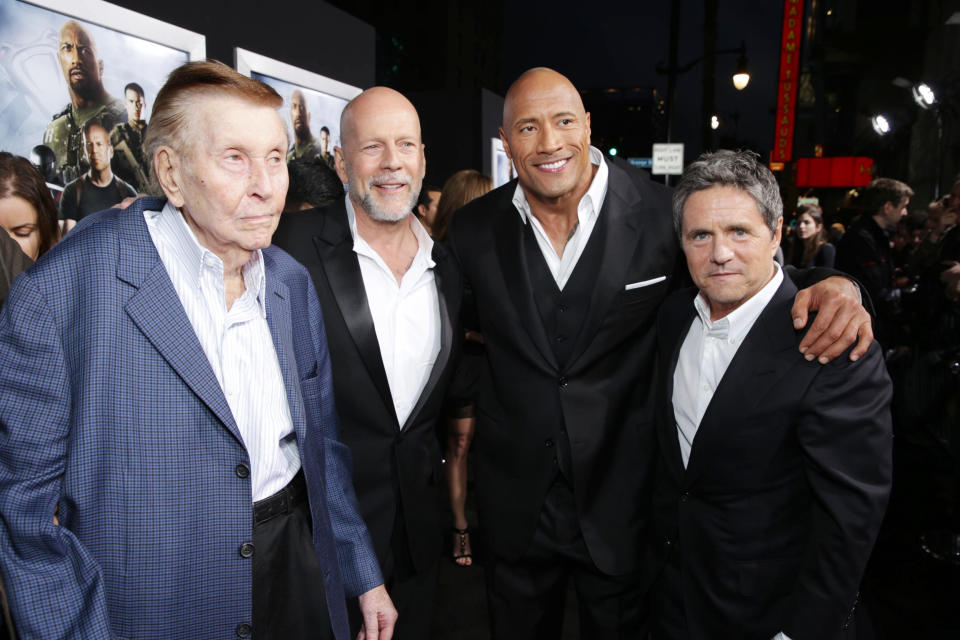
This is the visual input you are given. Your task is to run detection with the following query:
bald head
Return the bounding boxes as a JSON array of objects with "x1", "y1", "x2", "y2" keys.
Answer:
[
  {"x1": 335, "y1": 86, "x2": 425, "y2": 223},
  {"x1": 499, "y1": 67, "x2": 593, "y2": 206},
  {"x1": 290, "y1": 89, "x2": 310, "y2": 140},
  {"x1": 340, "y1": 86, "x2": 421, "y2": 151},
  {"x1": 58, "y1": 20, "x2": 106, "y2": 102},
  {"x1": 503, "y1": 67, "x2": 585, "y2": 130}
]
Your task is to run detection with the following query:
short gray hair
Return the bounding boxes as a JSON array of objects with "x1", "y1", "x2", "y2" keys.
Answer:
[{"x1": 672, "y1": 150, "x2": 783, "y2": 237}]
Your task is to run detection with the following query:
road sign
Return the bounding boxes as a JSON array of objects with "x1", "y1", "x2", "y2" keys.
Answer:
[
  {"x1": 652, "y1": 143, "x2": 684, "y2": 175},
  {"x1": 628, "y1": 157, "x2": 653, "y2": 168}
]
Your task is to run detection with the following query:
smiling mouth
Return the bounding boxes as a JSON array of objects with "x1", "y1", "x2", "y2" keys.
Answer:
[{"x1": 535, "y1": 158, "x2": 569, "y2": 172}]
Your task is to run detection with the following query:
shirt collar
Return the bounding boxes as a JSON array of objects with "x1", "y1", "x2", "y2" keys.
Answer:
[
  {"x1": 154, "y1": 201, "x2": 267, "y2": 317},
  {"x1": 693, "y1": 262, "x2": 783, "y2": 342},
  {"x1": 344, "y1": 195, "x2": 436, "y2": 269},
  {"x1": 512, "y1": 145, "x2": 609, "y2": 225}
]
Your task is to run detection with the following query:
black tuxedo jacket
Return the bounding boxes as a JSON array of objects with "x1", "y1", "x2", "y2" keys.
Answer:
[
  {"x1": 272, "y1": 201, "x2": 462, "y2": 574},
  {"x1": 447, "y1": 160, "x2": 684, "y2": 574},
  {"x1": 649, "y1": 277, "x2": 893, "y2": 640}
]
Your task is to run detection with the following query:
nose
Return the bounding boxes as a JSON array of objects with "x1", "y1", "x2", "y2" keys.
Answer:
[
  {"x1": 711, "y1": 237, "x2": 734, "y2": 264},
  {"x1": 537, "y1": 123, "x2": 562, "y2": 154},
  {"x1": 247, "y1": 158, "x2": 275, "y2": 201},
  {"x1": 380, "y1": 143, "x2": 402, "y2": 171}
]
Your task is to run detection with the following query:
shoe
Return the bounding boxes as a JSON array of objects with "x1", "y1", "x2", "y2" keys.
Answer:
[{"x1": 451, "y1": 527, "x2": 473, "y2": 567}]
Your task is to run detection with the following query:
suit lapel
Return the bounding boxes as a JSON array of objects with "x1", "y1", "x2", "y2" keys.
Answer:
[
  {"x1": 567, "y1": 162, "x2": 642, "y2": 370},
  {"x1": 119, "y1": 198, "x2": 243, "y2": 445},
  {"x1": 683, "y1": 277, "x2": 800, "y2": 484},
  {"x1": 314, "y1": 203, "x2": 398, "y2": 425},
  {"x1": 401, "y1": 242, "x2": 457, "y2": 430},
  {"x1": 261, "y1": 266, "x2": 307, "y2": 442},
  {"x1": 662, "y1": 291, "x2": 697, "y2": 484},
  {"x1": 493, "y1": 191, "x2": 559, "y2": 370}
]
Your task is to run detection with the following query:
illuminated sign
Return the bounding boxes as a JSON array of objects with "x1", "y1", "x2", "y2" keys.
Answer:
[{"x1": 773, "y1": 0, "x2": 804, "y2": 163}]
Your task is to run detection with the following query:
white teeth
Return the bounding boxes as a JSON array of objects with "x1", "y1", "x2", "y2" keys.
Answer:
[
  {"x1": 378, "y1": 184, "x2": 403, "y2": 190},
  {"x1": 539, "y1": 159, "x2": 567, "y2": 170}
]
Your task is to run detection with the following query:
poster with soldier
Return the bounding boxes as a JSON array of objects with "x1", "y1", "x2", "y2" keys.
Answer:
[
  {"x1": 0, "y1": 0, "x2": 204, "y2": 192},
  {"x1": 234, "y1": 48, "x2": 361, "y2": 172}
]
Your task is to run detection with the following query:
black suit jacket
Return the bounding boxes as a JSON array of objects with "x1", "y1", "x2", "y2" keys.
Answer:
[
  {"x1": 649, "y1": 277, "x2": 893, "y2": 640},
  {"x1": 273, "y1": 201, "x2": 462, "y2": 574},
  {"x1": 447, "y1": 160, "x2": 684, "y2": 574}
]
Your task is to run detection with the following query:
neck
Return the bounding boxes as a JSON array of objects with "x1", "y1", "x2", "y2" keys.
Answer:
[
  {"x1": 523, "y1": 163, "x2": 597, "y2": 257},
  {"x1": 87, "y1": 167, "x2": 112, "y2": 187},
  {"x1": 70, "y1": 87, "x2": 108, "y2": 110},
  {"x1": 295, "y1": 133, "x2": 310, "y2": 146},
  {"x1": 353, "y1": 201, "x2": 418, "y2": 285},
  {"x1": 871, "y1": 213, "x2": 889, "y2": 230}
]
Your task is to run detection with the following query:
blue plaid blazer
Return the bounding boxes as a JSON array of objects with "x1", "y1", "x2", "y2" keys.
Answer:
[{"x1": 0, "y1": 197, "x2": 382, "y2": 639}]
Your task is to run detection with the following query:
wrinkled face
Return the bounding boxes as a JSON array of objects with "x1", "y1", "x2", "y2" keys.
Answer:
[
  {"x1": 880, "y1": 197, "x2": 909, "y2": 229},
  {"x1": 681, "y1": 185, "x2": 781, "y2": 321},
  {"x1": 125, "y1": 89, "x2": 145, "y2": 121},
  {"x1": 796, "y1": 212, "x2": 821, "y2": 240},
  {"x1": 290, "y1": 91, "x2": 310, "y2": 139},
  {"x1": 83, "y1": 124, "x2": 112, "y2": 171},
  {"x1": 169, "y1": 96, "x2": 289, "y2": 261},
  {"x1": 0, "y1": 195, "x2": 41, "y2": 260},
  {"x1": 58, "y1": 22, "x2": 101, "y2": 98},
  {"x1": 501, "y1": 73, "x2": 592, "y2": 206},
  {"x1": 336, "y1": 93, "x2": 425, "y2": 223}
]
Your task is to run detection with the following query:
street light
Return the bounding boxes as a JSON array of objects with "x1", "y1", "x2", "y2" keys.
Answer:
[
  {"x1": 732, "y1": 47, "x2": 750, "y2": 90},
  {"x1": 608, "y1": 147, "x2": 618, "y2": 156},
  {"x1": 912, "y1": 83, "x2": 937, "y2": 109},
  {"x1": 871, "y1": 114, "x2": 891, "y2": 135}
]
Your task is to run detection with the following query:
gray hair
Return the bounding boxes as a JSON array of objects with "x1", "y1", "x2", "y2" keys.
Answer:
[{"x1": 672, "y1": 150, "x2": 783, "y2": 237}]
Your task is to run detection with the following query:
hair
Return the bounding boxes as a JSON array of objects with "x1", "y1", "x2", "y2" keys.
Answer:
[
  {"x1": 144, "y1": 60, "x2": 282, "y2": 194},
  {"x1": 416, "y1": 185, "x2": 441, "y2": 211},
  {"x1": 861, "y1": 177, "x2": 914, "y2": 215},
  {"x1": 796, "y1": 203, "x2": 827, "y2": 265},
  {"x1": 433, "y1": 170, "x2": 493, "y2": 240},
  {"x1": 320, "y1": 126, "x2": 330, "y2": 135},
  {"x1": 124, "y1": 82, "x2": 145, "y2": 97},
  {"x1": 284, "y1": 156, "x2": 344, "y2": 211},
  {"x1": 672, "y1": 149, "x2": 783, "y2": 237},
  {"x1": 82, "y1": 120, "x2": 109, "y2": 139},
  {"x1": 0, "y1": 152, "x2": 61, "y2": 257}
]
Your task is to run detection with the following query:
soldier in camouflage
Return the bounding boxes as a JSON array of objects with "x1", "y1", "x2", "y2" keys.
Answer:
[
  {"x1": 286, "y1": 89, "x2": 322, "y2": 163},
  {"x1": 110, "y1": 82, "x2": 150, "y2": 193},
  {"x1": 42, "y1": 21, "x2": 126, "y2": 185}
]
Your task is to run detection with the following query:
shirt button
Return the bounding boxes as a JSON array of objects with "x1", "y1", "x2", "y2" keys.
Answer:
[
  {"x1": 236, "y1": 623, "x2": 252, "y2": 638},
  {"x1": 558, "y1": 376, "x2": 568, "y2": 388},
  {"x1": 239, "y1": 542, "x2": 255, "y2": 558},
  {"x1": 558, "y1": 305, "x2": 567, "y2": 313},
  {"x1": 235, "y1": 464, "x2": 250, "y2": 479}
]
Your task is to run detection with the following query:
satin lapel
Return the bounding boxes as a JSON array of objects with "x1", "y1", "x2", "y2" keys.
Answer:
[
  {"x1": 661, "y1": 293, "x2": 697, "y2": 484},
  {"x1": 401, "y1": 243, "x2": 456, "y2": 430},
  {"x1": 314, "y1": 205, "x2": 398, "y2": 426},
  {"x1": 493, "y1": 202, "x2": 559, "y2": 369},
  {"x1": 263, "y1": 272, "x2": 307, "y2": 443},
  {"x1": 567, "y1": 163, "x2": 642, "y2": 370},
  {"x1": 682, "y1": 278, "x2": 800, "y2": 485},
  {"x1": 119, "y1": 199, "x2": 243, "y2": 444}
]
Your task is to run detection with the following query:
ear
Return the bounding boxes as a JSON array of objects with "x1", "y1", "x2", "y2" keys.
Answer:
[
  {"x1": 333, "y1": 146, "x2": 349, "y2": 185},
  {"x1": 772, "y1": 217, "x2": 783, "y2": 253},
  {"x1": 419, "y1": 143, "x2": 426, "y2": 181},
  {"x1": 98, "y1": 59, "x2": 104, "y2": 76},
  {"x1": 499, "y1": 127, "x2": 512, "y2": 161},
  {"x1": 154, "y1": 146, "x2": 185, "y2": 208},
  {"x1": 585, "y1": 111, "x2": 592, "y2": 143}
]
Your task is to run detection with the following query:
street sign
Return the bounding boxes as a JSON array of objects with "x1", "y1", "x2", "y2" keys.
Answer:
[
  {"x1": 628, "y1": 157, "x2": 653, "y2": 168},
  {"x1": 652, "y1": 143, "x2": 684, "y2": 175}
]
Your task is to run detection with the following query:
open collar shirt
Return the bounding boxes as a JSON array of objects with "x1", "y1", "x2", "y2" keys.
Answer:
[
  {"x1": 512, "y1": 145, "x2": 609, "y2": 290},
  {"x1": 145, "y1": 202, "x2": 299, "y2": 501}
]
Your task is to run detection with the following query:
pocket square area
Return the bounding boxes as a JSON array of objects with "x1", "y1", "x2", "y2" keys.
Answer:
[{"x1": 625, "y1": 276, "x2": 667, "y2": 291}]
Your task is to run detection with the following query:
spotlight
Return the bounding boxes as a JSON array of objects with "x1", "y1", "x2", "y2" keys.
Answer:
[
  {"x1": 609, "y1": 147, "x2": 618, "y2": 156},
  {"x1": 871, "y1": 115, "x2": 891, "y2": 135},
  {"x1": 912, "y1": 83, "x2": 937, "y2": 109},
  {"x1": 710, "y1": 115, "x2": 720, "y2": 130}
]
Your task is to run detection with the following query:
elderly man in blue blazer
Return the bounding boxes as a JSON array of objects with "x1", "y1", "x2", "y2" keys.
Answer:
[{"x1": 0, "y1": 61, "x2": 395, "y2": 640}]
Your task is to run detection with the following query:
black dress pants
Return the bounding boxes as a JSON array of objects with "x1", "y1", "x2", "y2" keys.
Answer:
[
  {"x1": 252, "y1": 473, "x2": 333, "y2": 640},
  {"x1": 485, "y1": 475, "x2": 648, "y2": 640}
]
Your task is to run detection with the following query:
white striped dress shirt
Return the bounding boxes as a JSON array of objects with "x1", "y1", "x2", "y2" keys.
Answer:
[{"x1": 145, "y1": 203, "x2": 299, "y2": 501}]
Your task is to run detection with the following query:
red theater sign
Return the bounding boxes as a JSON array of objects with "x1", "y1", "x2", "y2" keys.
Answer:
[
  {"x1": 773, "y1": 0, "x2": 804, "y2": 163},
  {"x1": 795, "y1": 157, "x2": 874, "y2": 187}
]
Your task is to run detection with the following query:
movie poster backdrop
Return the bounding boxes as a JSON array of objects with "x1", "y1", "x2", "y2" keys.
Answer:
[
  {"x1": 234, "y1": 48, "x2": 361, "y2": 172},
  {"x1": 0, "y1": 0, "x2": 204, "y2": 189}
]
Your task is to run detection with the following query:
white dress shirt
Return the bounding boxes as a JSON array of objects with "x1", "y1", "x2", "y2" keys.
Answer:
[
  {"x1": 672, "y1": 262, "x2": 784, "y2": 468},
  {"x1": 345, "y1": 197, "x2": 441, "y2": 428},
  {"x1": 145, "y1": 203, "x2": 299, "y2": 501},
  {"x1": 512, "y1": 146, "x2": 609, "y2": 290}
]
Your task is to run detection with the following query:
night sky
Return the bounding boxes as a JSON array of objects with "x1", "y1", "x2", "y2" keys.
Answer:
[{"x1": 501, "y1": 0, "x2": 785, "y2": 160}]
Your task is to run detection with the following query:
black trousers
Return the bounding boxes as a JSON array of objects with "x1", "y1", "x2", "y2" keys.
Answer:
[
  {"x1": 485, "y1": 475, "x2": 648, "y2": 640},
  {"x1": 252, "y1": 474, "x2": 333, "y2": 640}
]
